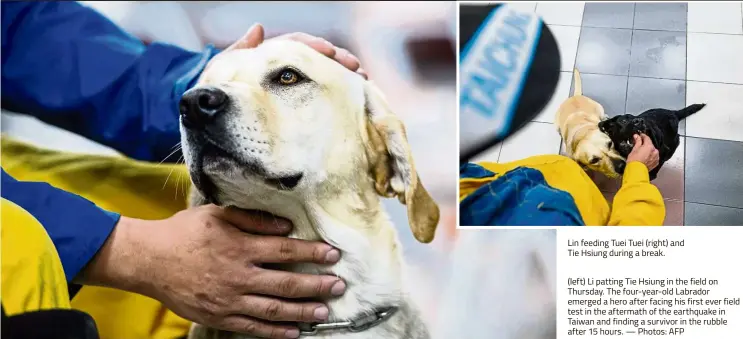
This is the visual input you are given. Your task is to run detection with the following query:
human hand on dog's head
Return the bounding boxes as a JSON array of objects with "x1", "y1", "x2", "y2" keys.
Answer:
[
  {"x1": 599, "y1": 115, "x2": 646, "y2": 157},
  {"x1": 223, "y1": 23, "x2": 367, "y2": 79},
  {"x1": 626, "y1": 134, "x2": 660, "y2": 171}
]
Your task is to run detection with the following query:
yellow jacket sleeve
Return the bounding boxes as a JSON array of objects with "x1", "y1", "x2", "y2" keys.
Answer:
[
  {"x1": 1, "y1": 137, "x2": 192, "y2": 339},
  {"x1": 607, "y1": 162, "x2": 665, "y2": 226}
]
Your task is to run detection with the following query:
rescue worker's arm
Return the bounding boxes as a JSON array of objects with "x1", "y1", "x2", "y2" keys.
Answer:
[
  {"x1": 0, "y1": 169, "x2": 120, "y2": 286},
  {"x1": 0, "y1": 1, "x2": 216, "y2": 163},
  {"x1": 607, "y1": 162, "x2": 665, "y2": 226}
]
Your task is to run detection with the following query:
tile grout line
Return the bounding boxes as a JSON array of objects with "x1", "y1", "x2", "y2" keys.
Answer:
[
  {"x1": 684, "y1": 2, "x2": 689, "y2": 225},
  {"x1": 541, "y1": 26, "x2": 734, "y2": 35},
  {"x1": 684, "y1": 135, "x2": 743, "y2": 144},
  {"x1": 557, "y1": 2, "x2": 589, "y2": 153},
  {"x1": 685, "y1": 31, "x2": 743, "y2": 36},
  {"x1": 572, "y1": 71, "x2": 743, "y2": 87},
  {"x1": 624, "y1": 2, "x2": 637, "y2": 114},
  {"x1": 685, "y1": 201, "x2": 743, "y2": 212}
]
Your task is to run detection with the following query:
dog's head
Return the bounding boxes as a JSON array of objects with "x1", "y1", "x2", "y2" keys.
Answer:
[
  {"x1": 599, "y1": 114, "x2": 647, "y2": 158},
  {"x1": 569, "y1": 127, "x2": 626, "y2": 177},
  {"x1": 179, "y1": 40, "x2": 439, "y2": 243}
]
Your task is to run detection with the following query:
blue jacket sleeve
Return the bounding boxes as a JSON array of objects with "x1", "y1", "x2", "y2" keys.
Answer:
[
  {"x1": 1, "y1": 1, "x2": 218, "y2": 162},
  {"x1": 1, "y1": 169, "x2": 120, "y2": 285}
]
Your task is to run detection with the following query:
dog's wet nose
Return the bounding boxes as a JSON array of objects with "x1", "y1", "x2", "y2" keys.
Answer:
[{"x1": 179, "y1": 86, "x2": 228, "y2": 129}]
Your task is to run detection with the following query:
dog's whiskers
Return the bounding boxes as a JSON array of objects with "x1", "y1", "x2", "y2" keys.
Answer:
[
  {"x1": 162, "y1": 155, "x2": 187, "y2": 201},
  {"x1": 162, "y1": 155, "x2": 186, "y2": 194},
  {"x1": 163, "y1": 168, "x2": 176, "y2": 191},
  {"x1": 158, "y1": 143, "x2": 182, "y2": 165},
  {"x1": 177, "y1": 156, "x2": 189, "y2": 200}
]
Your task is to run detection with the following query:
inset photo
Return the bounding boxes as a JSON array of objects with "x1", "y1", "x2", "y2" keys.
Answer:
[
  {"x1": 433, "y1": 229, "x2": 556, "y2": 339},
  {"x1": 458, "y1": 2, "x2": 743, "y2": 226}
]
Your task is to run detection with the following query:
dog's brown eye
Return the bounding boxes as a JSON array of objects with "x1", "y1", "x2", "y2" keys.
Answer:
[
  {"x1": 607, "y1": 141, "x2": 613, "y2": 148},
  {"x1": 590, "y1": 157, "x2": 600, "y2": 165},
  {"x1": 278, "y1": 70, "x2": 300, "y2": 85}
]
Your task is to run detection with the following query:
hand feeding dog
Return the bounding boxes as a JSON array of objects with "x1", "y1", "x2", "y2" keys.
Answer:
[
  {"x1": 179, "y1": 39, "x2": 440, "y2": 339},
  {"x1": 555, "y1": 68, "x2": 626, "y2": 177},
  {"x1": 598, "y1": 104, "x2": 706, "y2": 181}
]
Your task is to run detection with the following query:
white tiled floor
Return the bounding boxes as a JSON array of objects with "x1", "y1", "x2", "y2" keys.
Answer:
[
  {"x1": 645, "y1": 3, "x2": 743, "y2": 145},
  {"x1": 687, "y1": 3, "x2": 743, "y2": 35},
  {"x1": 685, "y1": 81, "x2": 743, "y2": 143},
  {"x1": 497, "y1": 122, "x2": 562, "y2": 163},
  {"x1": 548, "y1": 25, "x2": 581, "y2": 72},
  {"x1": 686, "y1": 32, "x2": 743, "y2": 84},
  {"x1": 535, "y1": 2, "x2": 585, "y2": 26},
  {"x1": 471, "y1": 143, "x2": 502, "y2": 163}
]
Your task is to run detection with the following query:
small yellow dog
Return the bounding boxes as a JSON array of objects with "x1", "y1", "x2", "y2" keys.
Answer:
[{"x1": 554, "y1": 69, "x2": 625, "y2": 177}]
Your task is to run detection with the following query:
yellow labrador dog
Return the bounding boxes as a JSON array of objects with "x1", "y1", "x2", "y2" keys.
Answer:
[
  {"x1": 180, "y1": 39, "x2": 440, "y2": 339},
  {"x1": 555, "y1": 69, "x2": 625, "y2": 177}
]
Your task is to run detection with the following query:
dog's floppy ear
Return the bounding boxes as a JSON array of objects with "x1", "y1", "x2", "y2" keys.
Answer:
[{"x1": 362, "y1": 81, "x2": 440, "y2": 243}]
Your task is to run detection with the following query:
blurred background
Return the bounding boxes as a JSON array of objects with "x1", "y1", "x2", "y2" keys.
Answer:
[{"x1": 0, "y1": 1, "x2": 556, "y2": 338}]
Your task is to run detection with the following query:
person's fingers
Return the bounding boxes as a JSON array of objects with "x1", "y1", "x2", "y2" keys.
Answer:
[
  {"x1": 652, "y1": 150, "x2": 660, "y2": 163},
  {"x1": 275, "y1": 32, "x2": 363, "y2": 72},
  {"x1": 235, "y1": 295, "x2": 329, "y2": 323},
  {"x1": 357, "y1": 67, "x2": 369, "y2": 80},
  {"x1": 228, "y1": 23, "x2": 266, "y2": 51},
  {"x1": 631, "y1": 134, "x2": 643, "y2": 150},
  {"x1": 247, "y1": 269, "x2": 346, "y2": 299},
  {"x1": 640, "y1": 134, "x2": 654, "y2": 148},
  {"x1": 282, "y1": 33, "x2": 336, "y2": 58},
  {"x1": 248, "y1": 236, "x2": 341, "y2": 265},
  {"x1": 303, "y1": 38, "x2": 337, "y2": 58},
  {"x1": 221, "y1": 315, "x2": 299, "y2": 339},
  {"x1": 282, "y1": 32, "x2": 322, "y2": 45},
  {"x1": 221, "y1": 207, "x2": 292, "y2": 235},
  {"x1": 333, "y1": 48, "x2": 361, "y2": 72}
]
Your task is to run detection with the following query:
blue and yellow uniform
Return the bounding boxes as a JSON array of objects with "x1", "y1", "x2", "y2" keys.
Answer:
[
  {"x1": 459, "y1": 155, "x2": 665, "y2": 226},
  {"x1": 1, "y1": 1, "x2": 218, "y2": 337}
]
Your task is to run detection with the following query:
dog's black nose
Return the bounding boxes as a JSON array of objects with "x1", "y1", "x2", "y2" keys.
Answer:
[
  {"x1": 615, "y1": 160, "x2": 626, "y2": 174},
  {"x1": 179, "y1": 86, "x2": 228, "y2": 129}
]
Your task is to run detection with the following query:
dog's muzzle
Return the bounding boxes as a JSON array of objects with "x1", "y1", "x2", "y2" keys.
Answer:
[
  {"x1": 612, "y1": 159, "x2": 626, "y2": 174},
  {"x1": 179, "y1": 85, "x2": 229, "y2": 129},
  {"x1": 179, "y1": 86, "x2": 305, "y2": 193}
]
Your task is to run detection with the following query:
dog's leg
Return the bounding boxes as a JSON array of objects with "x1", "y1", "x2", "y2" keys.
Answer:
[{"x1": 648, "y1": 167, "x2": 660, "y2": 181}]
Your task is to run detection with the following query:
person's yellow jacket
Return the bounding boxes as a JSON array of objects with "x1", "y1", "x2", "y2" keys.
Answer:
[
  {"x1": 460, "y1": 155, "x2": 665, "y2": 226},
  {"x1": 1, "y1": 136, "x2": 192, "y2": 339}
]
